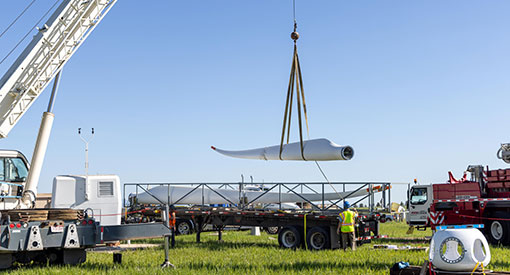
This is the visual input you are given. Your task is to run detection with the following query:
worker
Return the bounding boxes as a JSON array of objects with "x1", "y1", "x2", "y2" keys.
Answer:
[
  {"x1": 337, "y1": 201, "x2": 357, "y2": 251},
  {"x1": 169, "y1": 205, "x2": 177, "y2": 248},
  {"x1": 169, "y1": 205, "x2": 176, "y2": 229}
]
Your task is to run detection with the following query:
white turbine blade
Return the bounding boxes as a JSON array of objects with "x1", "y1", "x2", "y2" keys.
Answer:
[{"x1": 211, "y1": 138, "x2": 354, "y2": 161}]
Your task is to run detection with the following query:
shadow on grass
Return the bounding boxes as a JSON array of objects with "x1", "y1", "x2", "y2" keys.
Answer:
[
  {"x1": 16, "y1": 258, "x2": 509, "y2": 273},
  {"x1": 59, "y1": 260, "x2": 391, "y2": 272},
  {"x1": 140, "y1": 238, "x2": 429, "y2": 251},
  {"x1": 373, "y1": 238, "x2": 429, "y2": 243},
  {"x1": 180, "y1": 239, "x2": 279, "y2": 250},
  {"x1": 10, "y1": 261, "x2": 118, "y2": 272},
  {"x1": 78, "y1": 262, "x2": 130, "y2": 270},
  {"x1": 186, "y1": 260, "x2": 391, "y2": 272},
  {"x1": 11, "y1": 259, "x2": 392, "y2": 273}
]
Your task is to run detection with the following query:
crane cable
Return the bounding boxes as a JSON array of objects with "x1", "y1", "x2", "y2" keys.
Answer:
[
  {"x1": 279, "y1": 0, "x2": 344, "y2": 203},
  {"x1": 0, "y1": 0, "x2": 60, "y2": 66},
  {"x1": 0, "y1": 0, "x2": 37, "y2": 40}
]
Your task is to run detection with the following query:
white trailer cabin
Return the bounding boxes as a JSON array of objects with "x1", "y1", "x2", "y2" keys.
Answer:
[{"x1": 51, "y1": 175, "x2": 121, "y2": 225}]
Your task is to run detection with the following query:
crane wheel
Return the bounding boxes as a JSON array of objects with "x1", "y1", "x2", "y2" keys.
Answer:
[{"x1": 484, "y1": 211, "x2": 510, "y2": 245}]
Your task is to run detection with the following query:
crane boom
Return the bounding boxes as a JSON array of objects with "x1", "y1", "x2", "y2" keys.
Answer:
[{"x1": 0, "y1": 0, "x2": 117, "y2": 138}]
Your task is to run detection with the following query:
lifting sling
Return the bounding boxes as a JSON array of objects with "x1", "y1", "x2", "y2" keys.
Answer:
[{"x1": 279, "y1": 21, "x2": 310, "y2": 161}]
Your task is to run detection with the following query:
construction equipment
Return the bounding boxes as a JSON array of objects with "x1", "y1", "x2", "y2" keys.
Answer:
[
  {"x1": 408, "y1": 161, "x2": 510, "y2": 245},
  {"x1": 497, "y1": 143, "x2": 510, "y2": 164},
  {"x1": 0, "y1": 1, "x2": 174, "y2": 268},
  {"x1": 0, "y1": 0, "x2": 116, "y2": 209}
]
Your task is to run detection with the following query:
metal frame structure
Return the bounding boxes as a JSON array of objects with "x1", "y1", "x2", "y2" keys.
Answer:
[{"x1": 124, "y1": 181, "x2": 394, "y2": 213}]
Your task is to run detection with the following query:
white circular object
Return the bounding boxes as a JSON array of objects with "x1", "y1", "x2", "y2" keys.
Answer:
[{"x1": 429, "y1": 229, "x2": 490, "y2": 271}]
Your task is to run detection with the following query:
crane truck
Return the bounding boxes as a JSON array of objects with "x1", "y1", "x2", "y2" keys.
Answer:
[
  {"x1": 0, "y1": 0, "x2": 172, "y2": 268},
  {"x1": 408, "y1": 144, "x2": 510, "y2": 245}
]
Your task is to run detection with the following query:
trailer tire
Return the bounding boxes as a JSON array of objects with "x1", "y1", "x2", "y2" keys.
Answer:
[
  {"x1": 306, "y1": 226, "x2": 330, "y2": 250},
  {"x1": 175, "y1": 219, "x2": 193, "y2": 235},
  {"x1": 62, "y1": 249, "x2": 86, "y2": 265},
  {"x1": 484, "y1": 212, "x2": 510, "y2": 245},
  {"x1": 264, "y1": 226, "x2": 280, "y2": 235},
  {"x1": 0, "y1": 254, "x2": 12, "y2": 270},
  {"x1": 278, "y1": 226, "x2": 302, "y2": 249}
]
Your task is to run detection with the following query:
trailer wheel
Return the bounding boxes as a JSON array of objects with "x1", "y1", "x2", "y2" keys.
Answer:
[
  {"x1": 306, "y1": 227, "x2": 330, "y2": 250},
  {"x1": 278, "y1": 226, "x2": 301, "y2": 249},
  {"x1": 484, "y1": 212, "x2": 510, "y2": 245},
  {"x1": 176, "y1": 220, "x2": 193, "y2": 235},
  {"x1": 62, "y1": 249, "x2": 86, "y2": 265},
  {"x1": 0, "y1": 254, "x2": 12, "y2": 270},
  {"x1": 264, "y1": 226, "x2": 280, "y2": 235}
]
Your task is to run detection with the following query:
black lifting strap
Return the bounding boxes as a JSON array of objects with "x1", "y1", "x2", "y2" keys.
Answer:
[{"x1": 279, "y1": 23, "x2": 310, "y2": 161}]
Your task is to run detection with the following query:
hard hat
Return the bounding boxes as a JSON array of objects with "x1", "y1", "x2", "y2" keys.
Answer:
[{"x1": 343, "y1": 201, "x2": 350, "y2": 209}]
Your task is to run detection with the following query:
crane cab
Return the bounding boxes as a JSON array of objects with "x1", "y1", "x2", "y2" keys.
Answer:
[
  {"x1": 407, "y1": 185, "x2": 433, "y2": 228},
  {"x1": 0, "y1": 150, "x2": 30, "y2": 209}
]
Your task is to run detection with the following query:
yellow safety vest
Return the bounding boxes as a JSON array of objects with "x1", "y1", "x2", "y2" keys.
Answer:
[{"x1": 340, "y1": 210, "x2": 355, "y2": 233}]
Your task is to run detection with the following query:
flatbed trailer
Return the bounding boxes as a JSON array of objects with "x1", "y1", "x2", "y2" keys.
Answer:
[
  {"x1": 124, "y1": 181, "x2": 394, "y2": 250},
  {"x1": 173, "y1": 207, "x2": 385, "y2": 250}
]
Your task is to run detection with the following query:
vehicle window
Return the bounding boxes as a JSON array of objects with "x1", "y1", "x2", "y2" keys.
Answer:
[
  {"x1": 410, "y1": 188, "x2": 428, "y2": 205},
  {"x1": 4, "y1": 158, "x2": 28, "y2": 182},
  {"x1": 0, "y1": 158, "x2": 4, "y2": 181}
]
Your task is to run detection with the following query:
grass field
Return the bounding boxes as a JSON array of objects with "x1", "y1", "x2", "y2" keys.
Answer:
[{"x1": 7, "y1": 222, "x2": 510, "y2": 274}]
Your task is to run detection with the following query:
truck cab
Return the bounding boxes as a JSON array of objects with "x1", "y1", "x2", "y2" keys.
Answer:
[
  {"x1": 0, "y1": 150, "x2": 30, "y2": 208},
  {"x1": 407, "y1": 185, "x2": 433, "y2": 228}
]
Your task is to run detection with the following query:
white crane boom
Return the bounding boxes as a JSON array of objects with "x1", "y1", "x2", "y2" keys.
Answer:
[
  {"x1": 0, "y1": 0, "x2": 116, "y2": 209},
  {"x1": 0, "y1": 0, "x2": 117, "y2": 138}
]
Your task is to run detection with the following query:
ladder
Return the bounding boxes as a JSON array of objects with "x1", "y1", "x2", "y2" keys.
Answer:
[{"x1": 0, "y1": 0, "x2": 117, "y2": 138}]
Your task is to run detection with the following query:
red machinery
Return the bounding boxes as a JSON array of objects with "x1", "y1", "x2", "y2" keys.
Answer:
[{"x1": 408, "y1": 165, "x2": 510, "y2": 245}]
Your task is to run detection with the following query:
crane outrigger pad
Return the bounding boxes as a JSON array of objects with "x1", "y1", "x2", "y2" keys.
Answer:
[
  {"x1": 211, "y1": 138, "x2": 353, "y2": 161},
  {"x1": 100, "y1": 223, "x2": 171, "y2": 242}
]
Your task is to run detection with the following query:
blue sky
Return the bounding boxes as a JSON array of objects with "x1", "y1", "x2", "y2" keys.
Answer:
[{"x1": 1, "y1": 1, "x2": 510, "y2": 204}]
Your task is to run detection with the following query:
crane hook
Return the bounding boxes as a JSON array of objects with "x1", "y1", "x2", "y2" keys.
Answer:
[{"x1": 291, "y1": 22, "x2": 299, "y2": 41}]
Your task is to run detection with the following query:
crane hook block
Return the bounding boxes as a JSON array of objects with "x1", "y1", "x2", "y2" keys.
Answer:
[{"x1": 291, "y1": 31, "x2": 299, "y2": 41}]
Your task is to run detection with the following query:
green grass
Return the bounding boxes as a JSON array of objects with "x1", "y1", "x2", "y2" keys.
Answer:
[{"x1": 7, "y1": 222, "x2": 510, "y2": 274}]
